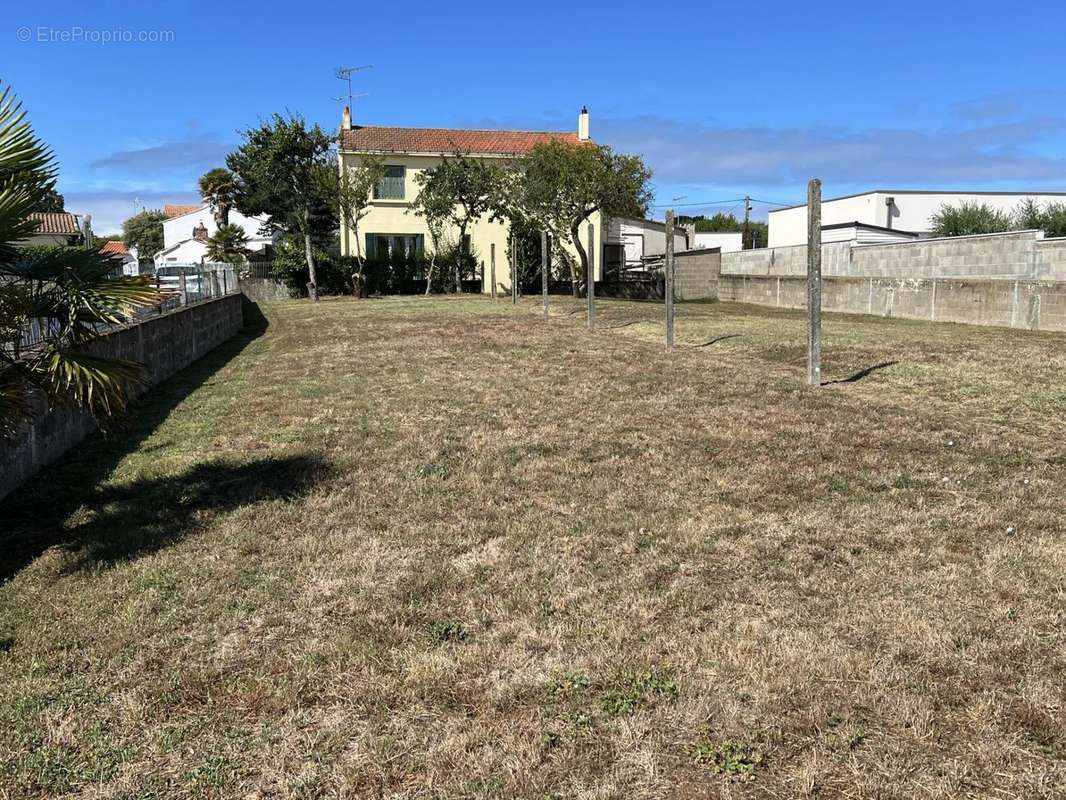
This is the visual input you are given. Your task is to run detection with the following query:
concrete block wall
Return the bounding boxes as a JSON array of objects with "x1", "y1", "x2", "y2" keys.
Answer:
[
  {"x1": 240, "y1": 277, "x2": 291, "y2": 302},
  {"x1": 719, "y1": 230, "x2": 1066, "y2": 280},
  {"x1": 673, "y1": 248, "x2": 721, "y2": 300},
  {"x1": 1035, "y1": 238, "x2": 1066, "y2": 279},
  {"x1": 0, "y1": 294, "x2": 245, "y2": 500},
  {"x1": 718, "y1": 274, "x2": 1066, "y2": 332}
]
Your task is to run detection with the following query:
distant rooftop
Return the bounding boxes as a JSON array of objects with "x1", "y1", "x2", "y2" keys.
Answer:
[
  {"x1": 28, "y1": 211, "x2": 80, "y2": 235},
  {"x1": 164, "y1": 204, "x2": 204, "y2": 219}
]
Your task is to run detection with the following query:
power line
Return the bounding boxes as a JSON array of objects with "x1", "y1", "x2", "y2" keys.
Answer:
[{"x1": 650, "y1": 198, "x2": 745, "y2": 209}]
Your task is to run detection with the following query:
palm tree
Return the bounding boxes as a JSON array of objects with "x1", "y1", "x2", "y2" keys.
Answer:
[
  {"x1": 0, "y1": 83, "x2": 160, "y2": 437},
  {"x1": 205, "y1": 223, "x2": 249, "y2": 263},
  {"x1": 198, "y1": 167, "x2": 237, "y2": 227}
]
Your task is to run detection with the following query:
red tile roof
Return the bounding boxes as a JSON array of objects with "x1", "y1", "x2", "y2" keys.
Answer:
[
  {"x1": 340, "y1": 126, "x2": 582, "y2": 155},
  {"x1": 165, "y1": 204, "x2": 204, "y2": 218},
  {"x1": 100, "y1": 240, "x2": 129, "y2": 255},
  {"x1": 28, "y1": 211, "x2": 79, "y2": 235}
]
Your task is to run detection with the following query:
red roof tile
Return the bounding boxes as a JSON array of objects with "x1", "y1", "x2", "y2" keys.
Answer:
[
  {"x1": 165, "y1": 204, "x2": 204, "y2": 218},
  {"x1": 340, "y1": 126, "x2": 582, "y2": 155},
  {"x1": 100, "y1": 240, "x2": 129, "y2": 255},
  {"x1": 28, "y1": 211, "x2": 79, "y2": 235}
]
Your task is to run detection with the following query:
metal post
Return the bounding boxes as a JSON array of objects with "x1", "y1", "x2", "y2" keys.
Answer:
[
  {"x1": 179, "y1": 271, "x2": 188, "y2": 306},
  {"x1": 541, "y1": 230, "x2": 549, "y2": 318},
  {"x1": 490, "y1": 243, "x2": 496, "y2": 300},
  {"x1": 587, "y1": 223, "x2": 595, "y2": 328},
  {"x1": 665, "y1": 210, "x2": 675, "y2": 348},
  {"x1": 807, "y1": 179, "x2": 822, "y2": 387},
  {"x1": 511, "y1": 234, "x2": 518, "y2": 305}
]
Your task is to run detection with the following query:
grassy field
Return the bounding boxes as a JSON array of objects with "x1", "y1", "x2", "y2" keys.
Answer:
[{"x1": 1, "y1": 294, "x2": 1064, "y2": 799}]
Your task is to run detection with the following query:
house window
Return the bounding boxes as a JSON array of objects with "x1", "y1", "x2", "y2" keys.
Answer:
[
  {"x1": 366, "y1": 233, "x2": 424, "y2": 260},
  {"x1": 373, "y1": 166, "x2": 406, "y2": 200}
]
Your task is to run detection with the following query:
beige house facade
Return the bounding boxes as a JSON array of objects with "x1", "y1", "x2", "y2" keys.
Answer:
[{"x1": 337, "y1": 108, "x2": 604, "y2": 293}]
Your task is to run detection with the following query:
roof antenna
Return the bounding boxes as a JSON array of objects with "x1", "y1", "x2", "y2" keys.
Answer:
[{"x1": 334, "y1": 65, "x2": 372, "y2": 123}]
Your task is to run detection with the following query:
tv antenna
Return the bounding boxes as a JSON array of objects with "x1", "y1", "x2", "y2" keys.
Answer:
[{"x1": 334, "y1": 65, "x2": 372, "y2": 112}]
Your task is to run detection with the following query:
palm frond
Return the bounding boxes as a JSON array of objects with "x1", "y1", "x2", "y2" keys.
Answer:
[{"x1": 41, "y1": 349, "x2": 145, "y2": 417}]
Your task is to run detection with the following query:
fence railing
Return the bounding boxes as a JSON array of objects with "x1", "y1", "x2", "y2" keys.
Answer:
[{"x1": 4, "y1": 262, "x2": 240, "y2": 357}]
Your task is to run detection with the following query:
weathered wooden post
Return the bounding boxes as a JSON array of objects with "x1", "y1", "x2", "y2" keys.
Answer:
[
  {"x1": 587, "y1": 223, "x2": 596, "y2": 328},
  {"x1": 511, "y1": 235, "x2": 518, "y2": 305},
  {"x1": 490, "y1": 243, "x2": 496, "y2": 300},
  {"x1": 541, "y1": 230, "x2": 549, "y2": 319},
  {"x1": 665, "y1": 210, "x2": 675, "y2": 348},
  {"x1": 807, "y1": 178, "x2": 822, "y2": 386}
]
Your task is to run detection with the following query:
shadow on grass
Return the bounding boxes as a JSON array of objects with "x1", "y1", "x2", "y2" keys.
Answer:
[
  {"x1": 825, "y1": 360, "x2": 899, "y2": 385},
  {"x1": 0, "y1": 299, "x2": 283, "y2": 582}
]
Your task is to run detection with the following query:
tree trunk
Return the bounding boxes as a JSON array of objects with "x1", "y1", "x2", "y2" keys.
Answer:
[
  {"x1": 303, "y1": 210, "x2": 318, "y2": 302},
  {"x1": 455, "y1": 224, "x2": 466, "y2": 294},
  {"x1": 425, "y1": 256, "x2": 436, "y2": 295},
  {"x1": 570, "y1": 221, "x2": 588, "y2": 297}
]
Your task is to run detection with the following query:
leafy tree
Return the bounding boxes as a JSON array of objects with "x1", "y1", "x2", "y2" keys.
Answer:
[
  {"x1": 38, "y1": 182, "x2": 63, "y2": 212},
  {"x1": 198, "y1": 167, "x2": 237, "y2": 227},
  {"x1": 929, "y1": 202, "x2": 1013, "y2": 237},
  {"x1": 122, "y1": 209, "x2": 167, "y2": 259},
  {"x1": 522, "y1": 141, "x2": 651, "y2": 295},
  {"x1": 411, "y1": 152, "x2": 499, "y2": 292},
  {"x1": 227, "y1": 114, "x2": 336, "y2": 300},
  {"x1": 205, "y1": 223, "x2": 249, "y2": 263},
  {"x1": 322, "y1": 154, "x2": 385, "y2": 295},
  {"x1": 1013, "y1": 198, "x2": 1066, "y2": 238},
  {"x1": 0, "y1": 83, "x2": 160, "y2": 436}
]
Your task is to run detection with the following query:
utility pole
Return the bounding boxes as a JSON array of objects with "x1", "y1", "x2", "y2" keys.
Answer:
[
  {"x1": 665, "y1": 210, "x2": 675, "y2": 348},
  {"x1": 807, "y1": 179, "x2": 822, "y2": 387},
  {"x1": 541, "y1": 230, "x2": 549, "y2": 318},
  {"x1": 742, "y1": 195, "x2": 752, "y2": 250},
  {"x1": 587, "y1": 223, "x2": 596, "y2": 328}
]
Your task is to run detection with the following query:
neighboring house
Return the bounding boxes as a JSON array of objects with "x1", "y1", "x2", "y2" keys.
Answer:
[
  {"x1": 99, "y1": 240, "x2": 141, "y2": 275},
  {"x1": 22, "y1": 211, "x2": 82, "y2": 246},
  {"x1": 156, "y1": 203, "x2": 275, "y2": 266},
  {"x1": 604, "y1": 217, "x2": 689, "y2": 274},
  {"x1": 820, "y1": 222, "x2": 918, "y2": 245},
  {"x1": 338, "y1": 107, "x2": 601, "y2": 292},
  {"x1": 692, "y1": 232, "x2": 743, "y2": 253},
  {"x1": 768, "y1": 189, "x2": 1066, "y2": 247}
]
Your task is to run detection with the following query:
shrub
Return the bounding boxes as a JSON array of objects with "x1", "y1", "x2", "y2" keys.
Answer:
[{"x1": 929, "y1": 202, "x2": 1013, "y2": 237}]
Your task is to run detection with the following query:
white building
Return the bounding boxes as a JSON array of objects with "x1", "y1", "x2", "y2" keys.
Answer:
[
  {"x1": 767, "y1": 189, "x2": 1066, "y2": 247},
  {"x1": 22, "y1": 212, "x2": 83, "y2": 246},
  {"x1": 605, "y1": 217, "x2": 689, "y2": 272},
  {"x1": 692, "y1": 232, "x2": 743, "y2": 253},
  {"x1": 156, "y1": 203, "x2": 275, "y2": 266}
]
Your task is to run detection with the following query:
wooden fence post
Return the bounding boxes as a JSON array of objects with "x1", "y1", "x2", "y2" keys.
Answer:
[
  {"x1": 807, "y1": 178, "x2": 822, "y2": 386},
  {"x1": 541, "y1": 230, "x2": 549, "y2": 319},
  {"x1": 490, "y1": 243, "x2": 496, "y2": 300},
  {"x1": 587, "y1": 223, "x2": 595, "y2": 328},
  {"x1": 511, "y1": 235, "x2": 518, "y2": 305},
  {"x1": 665, "y1": 210, "x2": 675, "y2": 348}
]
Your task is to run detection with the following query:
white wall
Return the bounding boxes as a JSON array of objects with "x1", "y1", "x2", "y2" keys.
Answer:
[
  {"x1": 155, "y1": 238, "x2": 208, "y2": 266},
  {"x1": 162, "y1": 207, "x2": 274, "y2": 251},
  {"x1": 769, "y1": 191, "x2": 1066, "y2": 247},
  {"x1": 606, "y1": 218, "x2": 686, "y2": 261},
  {"x1": 692, "y1": 232, "x2": 743, "y2": 252}
]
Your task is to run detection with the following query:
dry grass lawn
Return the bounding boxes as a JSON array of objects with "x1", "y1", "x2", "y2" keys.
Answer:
[{"x1": 1, "y1": 294, "x2": 1064, "y2": 799}]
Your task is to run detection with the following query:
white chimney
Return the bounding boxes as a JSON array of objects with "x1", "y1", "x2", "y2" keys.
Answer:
[
  {"x1": 341, "y1": 105, "x2": 352, "y2": 131},
  {"x1": 578, "y1": 105, "x2": 589, "y2": 141}
]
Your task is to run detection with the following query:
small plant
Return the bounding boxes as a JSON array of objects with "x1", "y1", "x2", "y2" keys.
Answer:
[
  {"x1": 692, "y1": 738, "x2": 763, "y2": 777},
  {"x1": 552, "y1": 670, "x2": 590, "y2": 696},
  {"x1": 599, "y1": 670, "x2": 678, "y2": 717},
  {"x1": 428, "y1": 620, "x2": 468, "y2": 644}
]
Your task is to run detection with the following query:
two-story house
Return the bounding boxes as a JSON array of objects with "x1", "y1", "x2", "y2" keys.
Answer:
[{"x1": 337, "y1": 107, "x2": 602, "y2": 293}]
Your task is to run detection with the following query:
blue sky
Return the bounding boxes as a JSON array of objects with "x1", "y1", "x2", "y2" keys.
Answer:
[{"x1": 4, "y1": 0, "x2": 1066, "y2": 232}]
